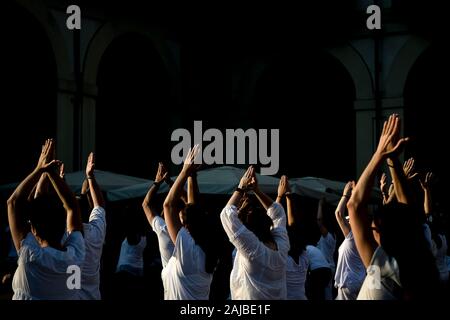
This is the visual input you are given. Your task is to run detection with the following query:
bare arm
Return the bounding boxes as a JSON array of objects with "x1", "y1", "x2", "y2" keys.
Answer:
[
  {"x1": 163, "y1": 146, "x2": 200, "y2": 244},
  {"x1": 8, "y1": 139, "x2": 57, "y2": 251},
  {"x1": 348, "y1": 114, "x2": 409, "y2": 267},
  {"x1": 85, "y1": 152, "x2": 105, "y2": 208},
  {"x1": 420, "y1": 172, "x2": 433, "y2": 215},
  {"x1": 142, "y1": 162, "x2": 167, "y2": 225},
  {"x1": 227, "y1": 166, "x2": 255, "y2": 208},
  {"x1": 277, "y1": 176, "x2": 299, "y2": 227},
  {"x1": 251, "y1": 171, "x2": 274, "y2": 211},
  {"x1": 8, "y1": 169, "x2": 44, "y2": 251},
  {"x1": 187, "y1": 172, "x2": 199, "y2": 205},
  {"x1": 335, "y1": 181, "x2": 353, "y2": 237},
  {"x1": 317, "y1": 198, "x2": 329, "y2": 237},
  {"x1": 46, "y1": 170, "x2": 83, "y2": 234}
]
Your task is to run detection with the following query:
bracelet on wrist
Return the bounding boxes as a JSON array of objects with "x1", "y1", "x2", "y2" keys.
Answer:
[
  {"x1": 87, "y1": 175, "x2": 94, "y2": 180},
  {"x1": 236, "y1": 187, "x2": 246, "y2": 194}
]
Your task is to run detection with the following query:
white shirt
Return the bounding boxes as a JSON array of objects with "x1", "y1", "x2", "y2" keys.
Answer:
[
  {"x1": 220, "y1": 202, "x2": 290, "y2": 300},
  {"x1": 161, "y1": 227, "x2": 212, "y2": 300},
  {"x1": 306, "y1": 245, "x2": 330, "y2": 270},
  {"x1": 334, "y1": 231, "x2": 366, "y2": 296},
  {"x1": 317, "y1": 233, "x2": 336, "y2": 271},
  {"x1": 78, "y1": 206, "x2": 106, "y2": 300},
  {"x1": 431, "y1": 234, "x2": 449, "y2": 282},
  {"x1": 151, "y1": 216, "x2": 175, "y2": 268},
  {"x1": 116, "y1": 236, "x2": 147, "y2": 276},
  {"x1": 286, "y1": 253, "x2": 309, "y2": 300},
  {"x1": 357, "y1": 246, "x2": 402, "y2": 300},
  {"x1": 12, "y1": 231, "x2": 85, "y2": 300}
]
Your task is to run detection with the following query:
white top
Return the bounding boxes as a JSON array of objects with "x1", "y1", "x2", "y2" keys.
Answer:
[
  {"x1": 317, "y1": 233, "x2": 336, "y2": 271},
  {"x1": 161, "y1": 227, "x2": 213, "y2": 300},
  {"x1": 357, "y1": 246, "x2": 402, "y2": 300},
  {"x1": 12, "y1": 231, "x2": 85, "y2": 300},
  {"x1": 220, "y1": 202, "x2": 290, "y2": 300},
  {"x1": 306, "y1": 245, "x2": 330, "y2": 271},
  {"x1": 286, "y1": 253, "x2": 309, "y2": 300},
  {"x1": 431, "y1": 234, "x2": 449, "y2": 282},
  {"x1": 78, "y1": 206, "x2": 106, "y2": 300},
  {"x1": 151, "y1": 216, "x2": 175, "y2": 268},
  {"x1": 334, "y1": 231, "x2": 366, "y2": 294},
  {"x1": 116, "y1": 236, "x2": 147, "y2": 276}
]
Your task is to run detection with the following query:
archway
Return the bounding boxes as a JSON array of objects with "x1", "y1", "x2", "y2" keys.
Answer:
[
  {"x1": 252, "y1": 50, "x2": 356, "y2": 180},
  {"x1": 96, "y1": 33, "x2": 172, "y2": 178},
  {"x1": 1, "y1": 2, "x2": 57, "y2": 184}
]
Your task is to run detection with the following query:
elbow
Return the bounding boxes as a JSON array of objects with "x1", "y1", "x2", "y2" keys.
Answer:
[{"x1": 7, "y1": 196, "x2": 18, "y2": 208}]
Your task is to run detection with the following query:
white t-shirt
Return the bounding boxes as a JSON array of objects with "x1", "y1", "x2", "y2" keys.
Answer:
[
  {"x1": 116, "y1": 236, "x2": 147, "y2": 276},
  {"x1": 12, "y1": 231, "x2": 85, "y2": 300},
  {"x1": 317, "y1": 233, "x2": 336, "y2": 271},
  {"x1": 151, "y1": 216, "x2": 175, "y2": 268},
  {"x1": 357, "y1": 246, "x2": 402, "y2": 300},
  {"x1": 286, "y1": 252, "x2": 309, "y2": 300},
  {"x1": 220, "y1": 202, "x2": 290, "y2": 300},
  {"x1": 78, "y1": 206, "x2": 106, "y2": 300},
  {"x1": 334, "y1": 231, "x2": 366, "y2": 296},
  {"x1": 306, "y1": 245, "x2": 330, "y2": 271},
  {"x1": 161, "y1": 227, "x2": 213, "y2": 300},
  {"x1": 431, "y1": 234, "x2": 449, "y2": 282}
]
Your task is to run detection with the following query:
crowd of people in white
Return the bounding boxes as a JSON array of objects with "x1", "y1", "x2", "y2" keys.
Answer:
[{"x1": 1, "y1": 114, "x2": 449, "y2": 300}]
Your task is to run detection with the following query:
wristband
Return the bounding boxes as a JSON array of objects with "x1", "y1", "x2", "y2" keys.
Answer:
[{"x1": 236, "y1": 187, "x2": 246, "y2": 194}]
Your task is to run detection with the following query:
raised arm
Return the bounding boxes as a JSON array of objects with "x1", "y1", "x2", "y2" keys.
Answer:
[
  {"x1": 420, "y1": 172, "x2": 433, "y2": 216},
  {"x1": 347, "y1": 114, "x2": 409, "y2": 267},
  {"x1": 163, "y1": 145, "x2": 200, "y2": 244},
  {"x1": 7, "y1": 139, "x2": 58, "y2": 251},
  {"x1": 226, "y1": 166, "x2": 254, "y2": 208},
  {"x1": 250, "y1": 170, "x2": 274, "y2": 211},
  {"x1": 380, "y1": 173, "x2": 389, "y2": 205},
  {"x1": 85, "y1": 152, "x2": 105, "y2": 208},
  {"x1": 142, "y1": 162, "x2": 168, "y2": 224},
  {"x1": 277, "y1": 176, "x2": 299, "y2": 227},
  {"x1": 188, "y1": 171, "x2": 200, "y2": 205},
  {"x1": 46, "y1": 162, "x2": 83, "y2": 234},
  {"x1": 335, "y1": 181, "x2": 353, "y2": 237}
]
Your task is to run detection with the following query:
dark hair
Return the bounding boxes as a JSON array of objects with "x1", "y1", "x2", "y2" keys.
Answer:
[
  {"x1": 238, "y1": 198, "x2": 274, "y2": 244},
  {"x1": 287, "y1": 224, "x2": 307, "y2": 262},
  {"x1": 181, "y1": 203, "x2": 219, "y2": 274},
  {"x1": 28, "y1": 195, "x2": 66, "y2": 246},
  {"x1": 374, "y1": 202, "x2": 439, "y2": 300}
]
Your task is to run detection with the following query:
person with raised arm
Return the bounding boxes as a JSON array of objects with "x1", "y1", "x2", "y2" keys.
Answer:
[
  {"x1": 220, "y1": 166, "x2": 289, "y2": 300},
  {"x1": 142, "y1": 162, "x2": 174, "y2": 269},
  {"x1": 420, "y1": 172, "x2": 449, "y2": 286},
  {"x1": 276, "y1": 175, "x2": 309, "y2": 300},
  {"x1": 333, "y1": 181, "x2": 366, "y2": 300},
  {"x1": 8, "y1": 139, "x2": 85, "y2": 300},
  {"x1": 347, "y1": 114, "x2": 439, "y2": 300},
  {"x1": 77, "y1": 152, "x2": 107, "y2": 300},
  {"x1": 162, "y1": 145, "x2": 219, "y2": 300}
]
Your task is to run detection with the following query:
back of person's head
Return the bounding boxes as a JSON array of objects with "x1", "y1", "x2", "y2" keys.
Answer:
[
  {"x1": 374, "y1": 202, "x2": 440, "y2": 300},
  {"x1": 29, "y1": 195, "x2": 66, "y2": 246},
  {"x1": 238, "y1": 197, "x2": 274, "y2": 244},
  {"x1": 287, "y1": 224, "x2": 307, "y2": 262},
  {"x1": 181, "y1": 203, "x2": 219, "y2": 273}
]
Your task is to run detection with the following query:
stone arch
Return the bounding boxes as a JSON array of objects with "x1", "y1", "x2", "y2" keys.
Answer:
[
  {"x1": 83, "y1": 21, "x2": 179, "y2": 94},
  {"x1": 15, "y1": 0, "x2": 71, "y2": 80},
  {"x1": 385, "y1": 35, "x2": 431, "y2": 98},
  {"x1": 328, "y1": 43, "x2": 374, "y2": 101}
]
